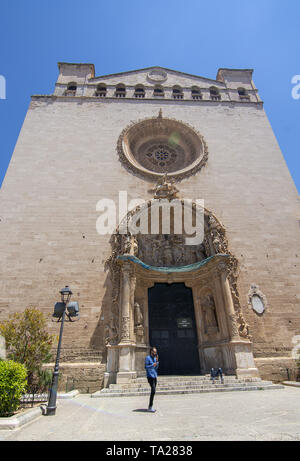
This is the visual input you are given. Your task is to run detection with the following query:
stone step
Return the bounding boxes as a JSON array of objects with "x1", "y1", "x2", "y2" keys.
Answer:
[
  {"x1": 107, "y1": 382, "x2": 274, "y2": 392},
  {"x1": 100, "y1": 381, "x2": 275, "y2": 393},
  {"x1": 133, "y1": 375, "x2": 261, "y2": 382},
  {"x1": 130, "y1": 381, "x2": 257, "y2": 386},
  {"x1": 91, "y1": 374, "x2": 283, "y2": 398},
  {"x1": 91, "y1": 383, "x2": 284, "y2": 398},
  {"x1": 133, "y1": 378, "x2": 261, "y2": 384},
  {"x1": 110, "y1": 378, "x2": 265, "y2": 388}
]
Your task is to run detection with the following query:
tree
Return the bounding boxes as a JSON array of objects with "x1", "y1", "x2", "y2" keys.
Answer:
[{"x1": 0, "y1": 308, "x2": 56, "y2": 393}]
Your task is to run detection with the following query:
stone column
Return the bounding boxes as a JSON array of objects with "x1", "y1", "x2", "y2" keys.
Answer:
[
  {"x1": 194, "y1": 295, "x2": 207, "y2": 375},
  {"x1": 140, "y1": 280, "x2": 154, "y2": 347},
  {"x1": 219, "y1": 266, "x2": 259, "y2": 378},
  {"x1": 212, "y1": 275, "x2": 229, "y2": 338},
  {"x1": 129, "y1": 272, "x2": 136, "y2": 342},
  {"x1": 104, "y1": 345, "x2": 118, "y2": 387},
  {"x1": 219, "y1": 270, "x2": 240, "y2": 341},
  {"x1": 120, "y1": 262, "x2": 131, "y2": 343},
  {"x1": 116, "y1": 262, "x2": 137, "y2": 383}
]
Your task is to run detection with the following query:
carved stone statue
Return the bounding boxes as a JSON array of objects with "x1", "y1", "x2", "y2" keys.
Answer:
[
  {"x1": 201, "y1": 294, "x2": 219, "y2": 333},
  {"x1": 121, "y1": 233, "x2": 139, "y2": 257},
  {"x1": 130, "y1": 235, "x2": 138, "y2": 256},
  {"x1": 153, "y1": 174, "x2": 179, "y2": 200},
  {"x1": 123, "y1": 234, "x2": 132, "y2": 254},
  {"x1": 134, "y1": 302, "x2": 144, "y2": 343},
  {"x1": 237, "y1": 312, "x2": 252, "y2": 340}
]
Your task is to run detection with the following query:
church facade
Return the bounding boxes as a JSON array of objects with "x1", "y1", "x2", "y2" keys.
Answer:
[{"x1": 0, "y1": 63, "x2": 299, "y2": 391}]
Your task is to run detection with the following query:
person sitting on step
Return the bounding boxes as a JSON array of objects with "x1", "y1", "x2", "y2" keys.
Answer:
[{"x1": 210, "y1": 367, "x2": 224, "y2": 384}]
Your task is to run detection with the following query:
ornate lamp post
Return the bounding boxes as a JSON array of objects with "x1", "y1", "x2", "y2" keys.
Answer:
[{"x1": 46, "y1": 286, "x2": 79, "y2": 416}]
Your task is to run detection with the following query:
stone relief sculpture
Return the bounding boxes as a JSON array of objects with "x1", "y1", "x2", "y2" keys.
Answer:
[
  {"x1": 106, "y1": 199, "x2": 240, "y2": 295},
  {"x1": 105, "y1": 191, "x2": 245, "y2": 347},
  {"x1": 136, "y1": 233, "x2": 208, "y2": 268},
  {"x1": 209, "y1": 215, "x2": 227, "y2": 254},
  {"x1": 121, "y1": 316, "x2": 130, "y2": 341},
  {"x1": 193, "y1": 244, "x2": 206, "y2": 262},
  {"x1": 105, "y1": 317, "x2": 118, "y2": 345}
]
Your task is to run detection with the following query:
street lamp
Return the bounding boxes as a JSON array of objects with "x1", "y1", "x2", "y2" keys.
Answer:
[
  {"x1": 46, "y1": 286, "x2": 79, "y2": 416},
  {"x1": 60, "y1": 285, "x2": 73, "y2": 304}
]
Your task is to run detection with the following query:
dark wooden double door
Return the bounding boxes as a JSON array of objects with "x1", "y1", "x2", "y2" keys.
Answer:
[{"x1": 148, "y1": 283, "x2": 200, "y2": 375}]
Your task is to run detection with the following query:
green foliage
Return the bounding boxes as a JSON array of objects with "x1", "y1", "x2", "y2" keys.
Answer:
[
  {"x1": 0, "y1": 308, "x2": 56, "y2": 393},
  {"x1": 0, "y1": 360, "x2": 28, "y2": 416},
  {"x1": 30, "y1": 368, "x2": 53, "y2": 396}
]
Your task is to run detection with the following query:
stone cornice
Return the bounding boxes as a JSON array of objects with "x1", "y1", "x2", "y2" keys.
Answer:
[{"x1": 30, "y1": 94, "x2": 264, "y2": 105}]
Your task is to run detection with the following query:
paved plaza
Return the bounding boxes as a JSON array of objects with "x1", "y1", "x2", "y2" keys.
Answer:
[{"x1": 0, "y1": 386, "x2": 300, "y2": 441}]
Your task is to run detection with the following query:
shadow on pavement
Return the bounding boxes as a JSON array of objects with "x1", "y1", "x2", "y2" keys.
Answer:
[{"x1": 132, "y1": 409, "x2": 151, "y2": 413}]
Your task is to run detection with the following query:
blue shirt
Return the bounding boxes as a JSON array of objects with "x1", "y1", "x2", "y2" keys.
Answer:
[{"x1": 145, "y1": 354, "x2": 159, "y2": 378}]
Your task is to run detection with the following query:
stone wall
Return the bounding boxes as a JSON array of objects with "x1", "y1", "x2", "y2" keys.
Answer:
[
  {"x1": 43, "y1": 362, "x2": 106, "y2": 393},
  {"x1": 0, "y1": 66, "x2": 299, "y2": 387},
  {"x1": 255, "y1": 357, "x2": 299, "y2": 383}
]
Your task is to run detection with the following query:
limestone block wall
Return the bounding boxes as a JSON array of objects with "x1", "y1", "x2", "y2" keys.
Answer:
[{"x1": 1, "y1": 71, "x2": 299, "y2": 386}]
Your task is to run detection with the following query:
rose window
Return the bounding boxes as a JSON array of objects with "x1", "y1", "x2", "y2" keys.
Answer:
[
  {"x1": 145, "y1": 145, "x2": 178, "y2": 169},
  {"x1": 117, "y1": 116, "x2": 208, "y2": 179}
]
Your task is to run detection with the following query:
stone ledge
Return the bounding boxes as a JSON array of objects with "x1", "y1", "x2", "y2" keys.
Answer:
[
  {"x1": 0, "y1": 406, "x2": 42, "y2": 430},
  {"x1": 56, "y1": 389, "x2": 80, "y2": 399},
  {"x1": 43, "y1": 362, "x2": 102, "y2": 368},
  {"x1": 30, "y1": 94, "x2": 264, "y2": 106},
  {"x1": 0, "y1": 390, "x2": 79, "y2": 430},
  {"x1": 282, "y1": 381, "x2": 300, "y2": 388}
]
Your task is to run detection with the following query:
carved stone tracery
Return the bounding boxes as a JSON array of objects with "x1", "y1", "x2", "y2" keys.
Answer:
[{"x1": 117, "y1": 114, "x2": 209, "y2": 182}]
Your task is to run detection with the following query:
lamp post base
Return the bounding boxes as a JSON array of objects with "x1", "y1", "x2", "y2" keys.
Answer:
[
  {"x1": 46, "y1": 405, "x2": 57, "y2": 416},
  {"x1": 46, "y1": 379, "x2": 58, "y2": 416}
]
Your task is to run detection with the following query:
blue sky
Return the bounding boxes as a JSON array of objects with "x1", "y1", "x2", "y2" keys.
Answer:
[{"x1": 0, "y1": 0, "x2": 299, "y2": 192}]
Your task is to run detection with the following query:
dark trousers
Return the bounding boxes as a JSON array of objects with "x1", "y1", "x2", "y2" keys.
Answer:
[
  {"x1": 147, "y1": 377, "x2": 157, "y2": 408},
  {"x1": 210, "y1": 368, "x2": 223, "y2": 382}
]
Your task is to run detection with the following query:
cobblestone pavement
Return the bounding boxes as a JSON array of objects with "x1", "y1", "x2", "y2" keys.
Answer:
[{"x1": 1, "y1": 387, "x2": 300, "y2": 441}]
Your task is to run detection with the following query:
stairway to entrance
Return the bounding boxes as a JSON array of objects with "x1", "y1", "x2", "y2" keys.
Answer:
[{"x1": 91, "y1": 375, "x2": 284, "y2": 398}]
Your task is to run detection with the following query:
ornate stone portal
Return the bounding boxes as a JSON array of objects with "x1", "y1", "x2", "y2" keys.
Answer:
[{"x1": 104, "y1": 181, "x2": 259, "y2": 386}]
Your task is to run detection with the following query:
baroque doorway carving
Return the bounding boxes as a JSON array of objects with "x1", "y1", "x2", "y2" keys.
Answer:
[{"x1": 103, "y1": 191, "x2": 258, "y2": 386}]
